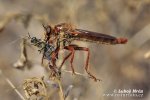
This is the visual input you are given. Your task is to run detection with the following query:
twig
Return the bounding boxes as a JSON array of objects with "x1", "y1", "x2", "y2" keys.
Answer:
[
  {"x1": 6, "y1": 78, "x2": 26, "y2": 100},
  {"x1": 62, "y1": 69, "x2": 89, "y2": 78},
  {"x1": 55, "y1": 79, "x2": 65, "y2": 100},
  {"x1": 144, "y1": 51, "x2": 150, "y2": 59},
  {"x1": 62, "y1": 69, "x2": 101, "y2": 82},
  {"x1": 13, "y1": 38, "x2": 28, "y2": 68},
  {"x1": 0, "y1": 70, "x2": 25, "y2": 100}
]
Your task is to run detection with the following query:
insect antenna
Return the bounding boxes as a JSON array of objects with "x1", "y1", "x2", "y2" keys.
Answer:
[{"x1": 27, "y1": 32, "x2": 32, "y2": 39}]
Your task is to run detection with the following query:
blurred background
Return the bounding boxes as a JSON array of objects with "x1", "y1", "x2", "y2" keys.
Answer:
[{"x1": 0, "y1": 0, "x2": 150, "y2": 100}]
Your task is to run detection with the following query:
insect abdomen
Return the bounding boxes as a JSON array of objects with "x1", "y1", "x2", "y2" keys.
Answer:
[{"x1": 73, "y1": 29, "x2": 127, "y2": 44}]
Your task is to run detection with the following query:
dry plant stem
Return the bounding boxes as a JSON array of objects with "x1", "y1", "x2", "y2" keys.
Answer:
[
  {"x1": 47, "y1": 88, "x2": 58, "y2": 99},
  {"x1": 0, "y1": 13, "x2": 18, "y2": 31},
  {"x1": 5, "y1": 78, "x2": 26, "y2": 100},
  {"x1": 0, "y1": 70, "x2": 25, "y2": 100},
  {"x1": 144, "y1": 51, "x2": 150, "y2": 59},
  {"x1": 55, "y1": 79, "x2": 65, "y2": 100},
  {"x1": 62, "y1": 69, "x2": 101, "y2": 81},
  {"x1": 13, "y1": 39, "x2": 27, "y2": 68},
  {"x1": 62, "y1": 69, "x2": 89, "y2": 78}
]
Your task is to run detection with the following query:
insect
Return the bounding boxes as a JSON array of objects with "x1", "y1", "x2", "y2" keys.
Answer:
[
  {"x1": 27, "y1": 33, "x2": 56, "y2": 63},
  {"x1": 27, "y1": 33, "x2": 61, "y2": 78},
  {"x1": 42, "y1": 23, "x2": 128, "y2": 81}
]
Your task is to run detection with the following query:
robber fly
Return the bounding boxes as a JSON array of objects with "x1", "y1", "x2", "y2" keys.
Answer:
[
  {"x1": 42, "y1": 23, "x2": 128, "y2": 81},
  {"x1": 44, "y1": 23, "x2": 127, "y2": 45}
]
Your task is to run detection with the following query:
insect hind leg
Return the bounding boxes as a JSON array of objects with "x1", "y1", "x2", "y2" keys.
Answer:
[{"x1": 73, "y1": 46, "x2": 101, "y2": 81}]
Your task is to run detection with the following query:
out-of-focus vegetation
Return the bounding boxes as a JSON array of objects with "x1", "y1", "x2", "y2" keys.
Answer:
[{"x1": 0, "y1": 0, "x2": 150, "y2": 100}]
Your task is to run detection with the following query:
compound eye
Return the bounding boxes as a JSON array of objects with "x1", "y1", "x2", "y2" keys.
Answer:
[
  {"x1": 47, "y1": 26, "x2": 51, "y2": 33},
  {"x1": 43, "y1": 25, "x2": 51, "y2": 34},
  {"x1": 31, "y1": 37, "x2": 37, "y2": 43}
]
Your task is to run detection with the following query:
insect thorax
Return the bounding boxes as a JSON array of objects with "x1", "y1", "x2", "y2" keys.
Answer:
[{"x1": 57, "y1": 31, "x2": 73, "y2": 47}]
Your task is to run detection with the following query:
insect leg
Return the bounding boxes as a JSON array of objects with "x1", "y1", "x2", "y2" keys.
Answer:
[
  {"x1": 49, "y1": 47, "x2": 62, "y2": 78},
  {"x1": 61, "y1": 45, "x2": 76, "y2": 74},
  {"x1": 59, "y1": 52, "x2": 72, "y2": 69},
  {"x1": 41, "y1": 46, "x2": 48, "y2": 65},
  {"x1": 73, "y1": 46, "x2": 100, "y2": 81},
  {"x1": 50, "y1": 47, "x2": 60, "y2": 67}
]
